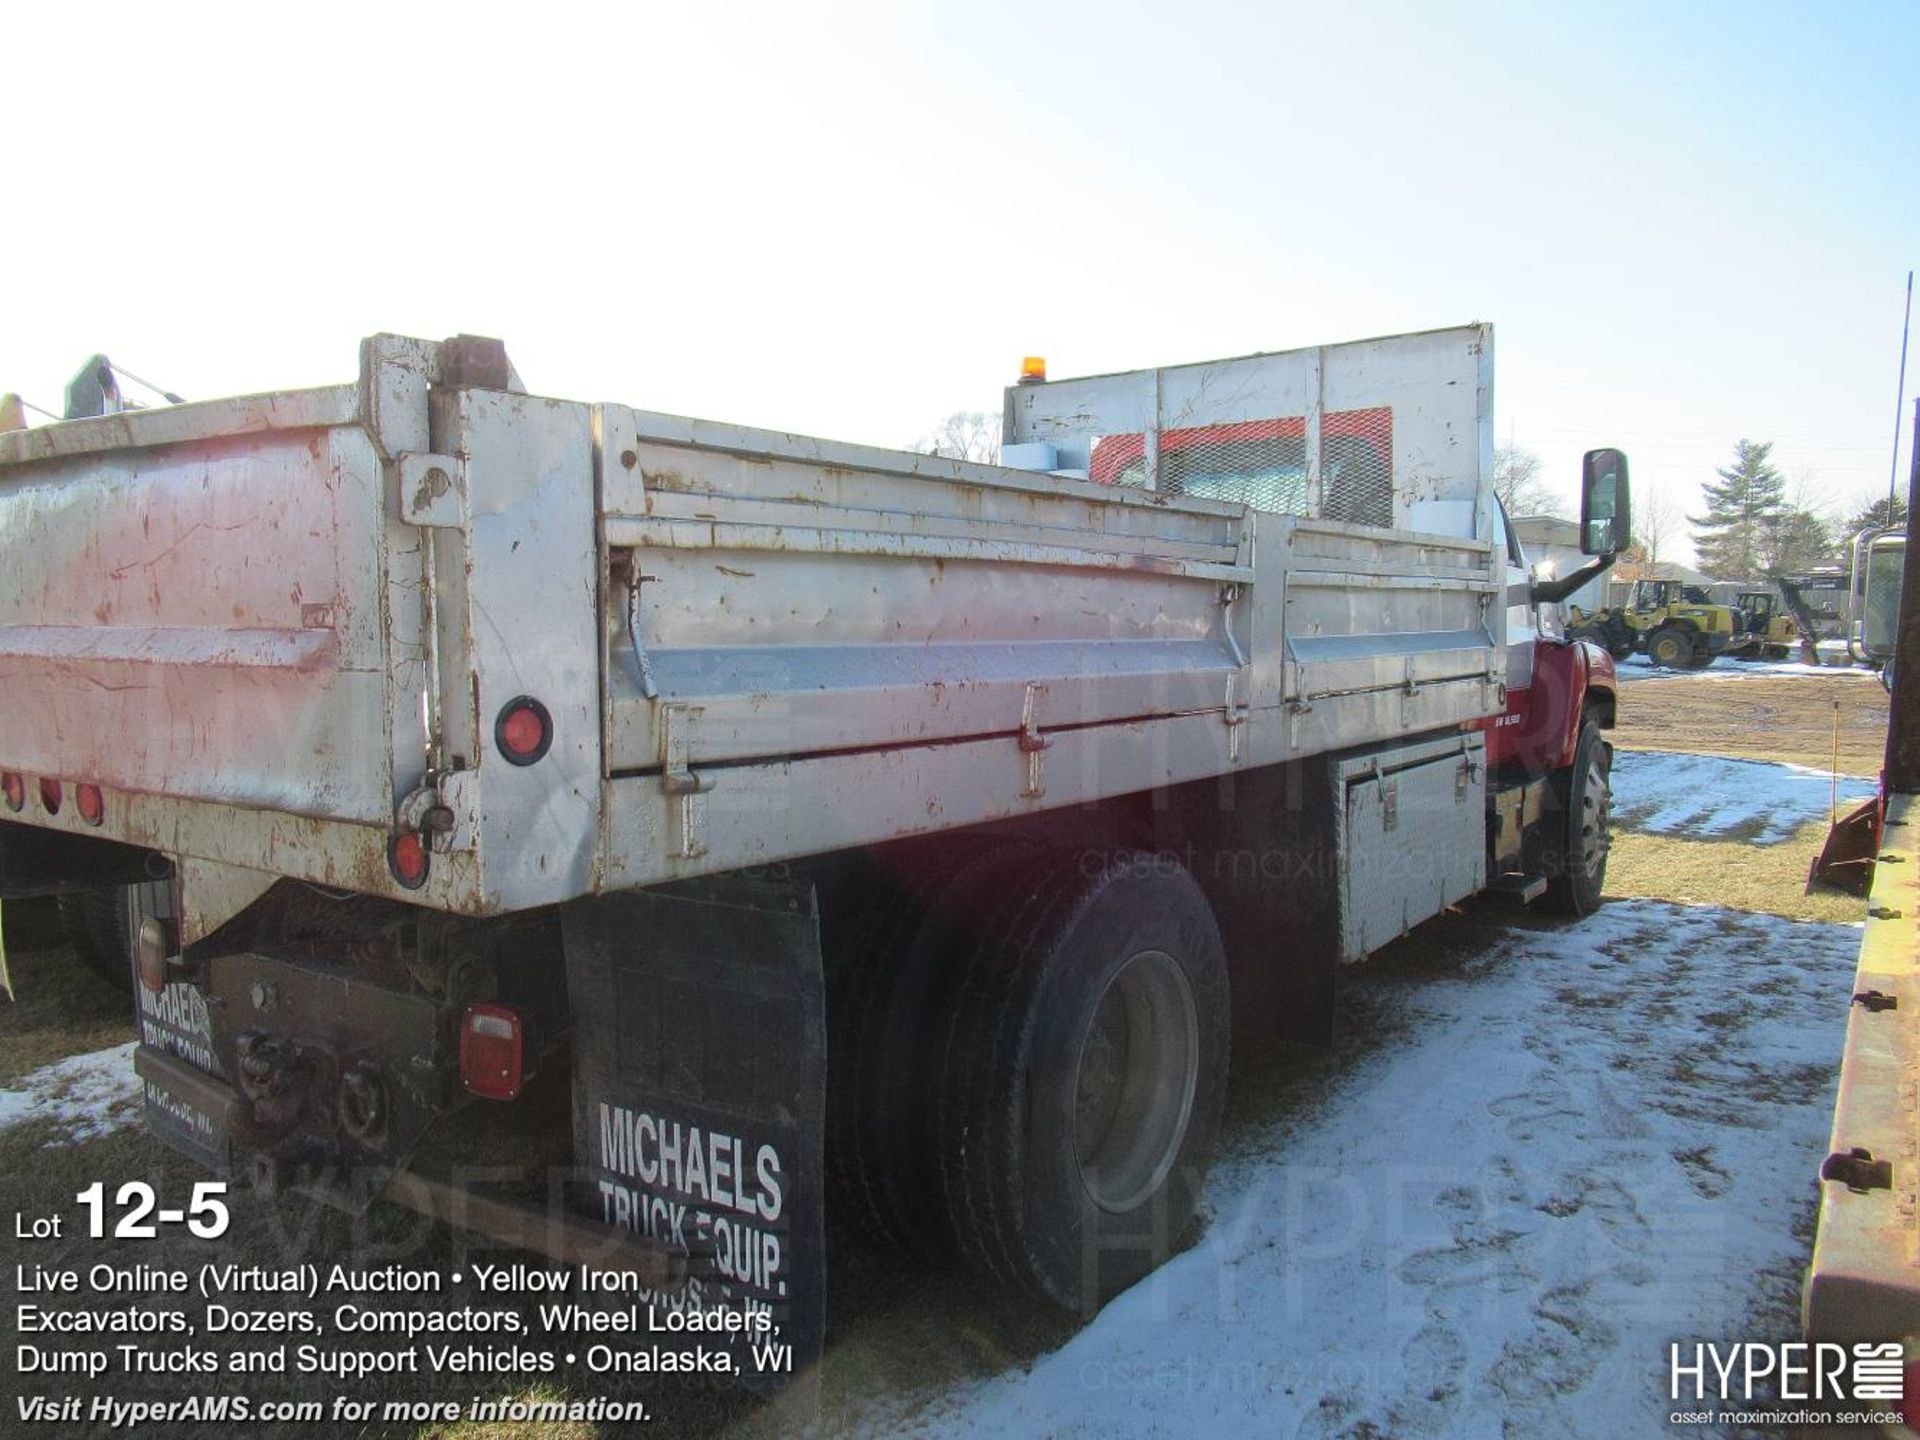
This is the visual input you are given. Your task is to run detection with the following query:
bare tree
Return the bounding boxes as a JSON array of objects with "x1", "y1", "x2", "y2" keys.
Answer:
[
  {"x1": 919, "y1": 411, "x2": 1000, "y2": 465},
  {"x1": 1492, "y1": 444, "x2": 1568, "y2": 518},
  {"x1": 1630, "y1": 490, "x2": 1676, "y2": 566}
]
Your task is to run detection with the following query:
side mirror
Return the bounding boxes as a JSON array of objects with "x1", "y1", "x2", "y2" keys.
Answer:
[{"x1": 1580, "y1": 448, "x2": 1631, "y2": 557}]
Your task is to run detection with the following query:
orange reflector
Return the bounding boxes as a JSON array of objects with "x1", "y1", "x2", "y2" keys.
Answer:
[
  {"x1": 460, "y1": 1003, "x2": 525, "y2": 1100},
  {"x1": 388, "y1": 831, "x2": 429, "y2": 890},
  {"x1": 1, "y1": 772, "x2": 21, "y2": 812},
  {"x1": 136, "y1": 917, "x2": 169, "y2": 993},
  {"x1": 1019, "y1": 355, "x2": 1047, "y2": 384},
  {"x1": 77, "y1": 783, "x2": 104, "y2": 827},
  {"x1": 38, "y1": 777, "x2": 61, "y2": 815}
]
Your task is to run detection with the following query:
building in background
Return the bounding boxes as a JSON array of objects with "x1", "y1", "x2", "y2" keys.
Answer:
[{"x1": 1512, "y1": 516, "x2": 1613, "y2": 620}]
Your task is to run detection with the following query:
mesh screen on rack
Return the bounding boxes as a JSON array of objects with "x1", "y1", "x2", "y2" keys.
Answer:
[
  {"x1": 1089, "y1": 434, "x2": 1148, "y2": 487},
  {"x1": 1321, "y1": 407, "x2": 1394, "y2": 526},
  {"x1": 1158, "y1": 419, "x2": 1309, "y2": 514},
  {"x1": 1085, "y1": 410, "x2": 1394, "y2": 524}
]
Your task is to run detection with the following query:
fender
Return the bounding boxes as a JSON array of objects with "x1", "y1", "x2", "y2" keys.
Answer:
[{"x1": 1478, "y1": 638, "x2": 1616, "y2": 775}]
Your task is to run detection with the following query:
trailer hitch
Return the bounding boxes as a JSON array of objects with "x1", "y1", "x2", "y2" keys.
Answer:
[{"x1": 233, "y1": 1029, "x2": 314, "y2": 1142}]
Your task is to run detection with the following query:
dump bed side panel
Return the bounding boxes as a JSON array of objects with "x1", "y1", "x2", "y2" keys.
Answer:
[{"x1": 596, "y1": 412, "x2": 1252, "y2": 780}]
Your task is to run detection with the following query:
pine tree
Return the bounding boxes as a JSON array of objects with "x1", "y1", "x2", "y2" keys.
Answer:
[
  {"x1": 1691, "y1": 439, "x2": 1786, "y2": 580},
  {"x1": 1758, "y1": 507, "x2": 1832, "y2": 576},
  {"x1": 1845, "y1": 492, "x2": 1908, "y2": 535}
]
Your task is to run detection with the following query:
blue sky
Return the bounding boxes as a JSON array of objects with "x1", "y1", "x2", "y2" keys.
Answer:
[{"x1": 3, "y1": 2, "x2": 1912, "y2": 561}]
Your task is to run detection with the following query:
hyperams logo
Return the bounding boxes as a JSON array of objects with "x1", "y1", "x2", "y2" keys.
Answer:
[{"x1": 1668, "y1": 1341, "x2": 1911, "y2": 1428}]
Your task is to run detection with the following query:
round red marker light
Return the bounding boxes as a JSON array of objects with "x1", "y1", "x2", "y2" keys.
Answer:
[
  {"x1": 1, "y1": 772, "x2": 23, "y2": 812},
  {"x1": 39, "y1": 778, "x2": 62, "y2": 816},
  {"x1": 77, "y1": 783, "x2": 105, "y2": 827},
  {"x1": 388, "y1": 831, "x2": 429, "y2": 890},
  {"x1": 495, "y1": 696, "x2": 553, "y2": 766}
]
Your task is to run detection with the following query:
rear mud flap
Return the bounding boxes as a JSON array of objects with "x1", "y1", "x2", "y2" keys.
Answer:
[
  {"x1": 561, "y1": 877, "x2": 824, "y2": 1397},
  {"x1": 130, "y1": 881, "x2": 234, "y2": 1174}
]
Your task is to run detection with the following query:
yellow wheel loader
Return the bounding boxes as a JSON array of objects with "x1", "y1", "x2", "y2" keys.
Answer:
[{"x1": 1567, "y1": 579, "x2": 1740, "y2": 669}]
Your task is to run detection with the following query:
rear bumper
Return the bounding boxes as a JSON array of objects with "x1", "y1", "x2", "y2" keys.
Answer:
[{"x1": 135, "y1": 1042, "x2": 683, "y2": 1288}]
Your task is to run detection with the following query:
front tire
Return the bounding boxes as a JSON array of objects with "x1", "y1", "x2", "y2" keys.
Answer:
[
  {"x1": 1540, "y1": 719, "x2": 1612, "y2": 916},
  {"x1": 1646, "y1": 627, "x2": 1691, "y2": 669},
  {"x1": 933, "y1": 851, "x2": 1230, "y2": 1312}
]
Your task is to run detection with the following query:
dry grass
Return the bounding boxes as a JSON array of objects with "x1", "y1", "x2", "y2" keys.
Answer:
[
  {"x1": 1604, "y1": 821, "x2": 1868, "y2": 925},
  {"x1": 1604, "y1": 667, "x2": 1882, "y2": 924},
  {"x1": 1613, "y1": 670, "x2": 1887, "y2": 774},
  {"x1": 0, "y1": 906, "x2": 134, "y2": 1084}
]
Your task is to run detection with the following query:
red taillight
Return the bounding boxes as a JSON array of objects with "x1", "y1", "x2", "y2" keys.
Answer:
[
  {"x1": 1, "y1": 773, "x2": 22, "y2": 812},
  {"x1": 38, "y1": 778, "x2": 62, "y2": 815},
  {"x1": 388, "y1": 832, "x2": 429, "y2": 890},
  {"x1": 460, "y1": 1003, "x2": 524, "y2": 1100},
  {"x1": 76, "y1": 783, "x2": 104, "y2": 827},
  {"x1": 495, "y1": 696, "x2": 553, "y2": 766}
]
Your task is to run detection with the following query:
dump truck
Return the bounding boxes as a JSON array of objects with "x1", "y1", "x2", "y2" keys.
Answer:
[{"x1": 0, "y1": 324, "x2": 1628, "y2": 1386}]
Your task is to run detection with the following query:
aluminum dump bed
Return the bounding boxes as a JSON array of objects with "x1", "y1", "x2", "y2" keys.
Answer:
[{"x1": 0, "y1": 327, "x2": 1499, "y2": 938}]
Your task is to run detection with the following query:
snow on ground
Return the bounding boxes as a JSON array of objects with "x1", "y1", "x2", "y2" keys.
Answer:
[
  {"x1": 1610, "y1": 750, "x2": 1877, "y2": 844},
  {"x1": 0, "y1": 1041, "x2": 139, "y2": 1142},
  {"x1": 873, "y1": 902, "x2": 1856, "y2": 1440},
  {"x1": 1618, "y1": 655, "x2": 1877, "y2": 682}
]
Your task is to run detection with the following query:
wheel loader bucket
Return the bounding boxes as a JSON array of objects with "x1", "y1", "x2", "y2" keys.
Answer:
[{"x1": 1808, "y1": 794, "x2": 1885, "y2": 898}]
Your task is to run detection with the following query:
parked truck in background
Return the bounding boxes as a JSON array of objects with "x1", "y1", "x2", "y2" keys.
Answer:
[{"x1": 0, "y1": 324, "x2": 1627, "y2": 1384}]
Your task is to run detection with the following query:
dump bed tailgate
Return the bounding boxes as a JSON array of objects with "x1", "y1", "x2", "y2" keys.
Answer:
[{"x1": 0, "y1": 391, "x2": 393, "y2": 821}]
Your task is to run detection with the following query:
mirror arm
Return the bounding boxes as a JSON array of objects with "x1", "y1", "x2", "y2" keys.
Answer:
[{"x1": 1530, "y1": 553, "x2": 1618, "y2": 606}]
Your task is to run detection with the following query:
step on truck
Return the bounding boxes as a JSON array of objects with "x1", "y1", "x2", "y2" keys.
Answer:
[{"x1": 0, "y1": 324, "x2": 1628, "y2": 1389}]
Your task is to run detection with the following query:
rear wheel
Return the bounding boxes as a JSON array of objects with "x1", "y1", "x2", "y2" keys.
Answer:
[
  {"x1": 824, "y1": 843, "x2": 1034, "y2": 1260},
  {"x1": 933, "y1": 851, "x2": 1230, "y2": 1311},
  {"x1": 1685, "y1": 642, "x2": 1715, "y2": 670},
  {"x1": 57, "y1": 879, "x2": 172, "y2": 993},
  {"x1": 1540, "y1": 719, "x2": 1611, "y2": 916},
  {"x1": 58, "y1": 888, "x2": 132, "y2": 991},
  {"x1": 1, "y1": 896, "x2": 68, "y2": 951},
  {"x1": 1646, "y1": 627, "x2": 1691, "y2": 669}
]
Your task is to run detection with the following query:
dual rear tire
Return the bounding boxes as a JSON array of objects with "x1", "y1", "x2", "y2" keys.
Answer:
[
  {"x1": 827, "y1": 846, "x2": 1231, "y2": 1311},
  {"x1": 55, "y1": 879, "x2": 172, "y2": 992}
]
